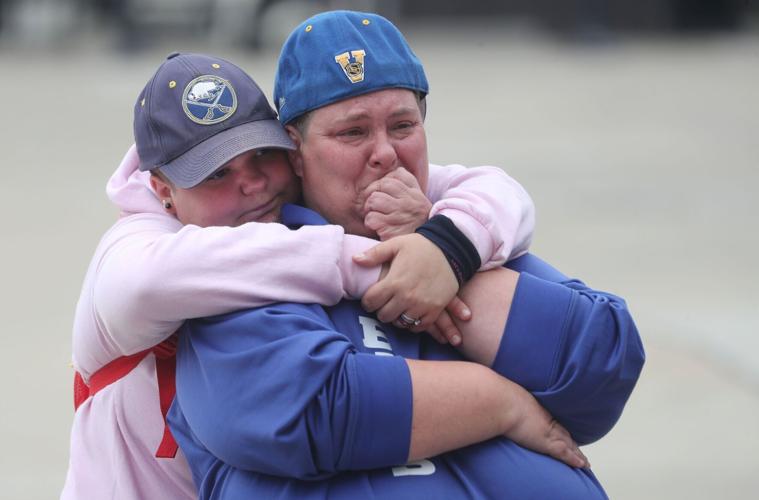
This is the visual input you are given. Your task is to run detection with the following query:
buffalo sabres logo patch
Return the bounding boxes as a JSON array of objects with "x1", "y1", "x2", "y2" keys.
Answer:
[
  {"x1": 182, "y1": 75, "x2": 237, "y2": 125},
  {"x1": 334, "y1": 50, "x2": 366, "y2": 83}
]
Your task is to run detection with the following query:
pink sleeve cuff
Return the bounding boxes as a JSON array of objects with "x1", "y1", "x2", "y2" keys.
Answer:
[{"x1": 339, "y1": 235, "x2": 381, "y2": 299}]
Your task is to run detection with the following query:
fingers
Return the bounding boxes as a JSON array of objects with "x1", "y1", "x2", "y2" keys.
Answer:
[
  {"x1": 362, "y1": 177, "x2": 410, "y2": 211},
  {"x1": 446, "y1": 296, "x2": 472, "y2": 322},
  {"x1": 431, "y1": 310, "x2": 462, "y2": 346},
  {"x1": 353, "y1": 240, "x2": 397, "y2": 268},
  {"x1": 376, "y1": 298, "x2": 435, "y2": 331},
  {"x1": 368, "y1": 286, "x2": 439, "y2": 332},
  {"x1": 364, "y1": 190, "x2": 403, "y2": 215},
  {"x1": 385, "y1": 166, "x2": 421, "y2": 189},
  {"x1": 361, "y1": 171, "x2": 432, "y2": 241},
  {"x1": 361, "y1": 280, "x2": 393, "y2": 313},
  {"x1": 562, "y1": 445, "x2": 589, "y2": 469},
  {"x1": 425, "y1": 324, "x2": 449, "y2": 344},
  {"x1": 364, "y1": 211, "x2": 416, "y2": 241},
  {"x1": 374, "y1": 295, "x2": 408, "y2": 324},
  {"x1": 572, "y1": 448, "x2": 590, "y2": 469},
  {"x1": 360, "y1": 234, "x2": 458, "y2": 335},
  {"x1": 364, "y1": 211, "x2": 395, "y2": 238},
  {"x1": 392, "y1": 314, "x2": 426, "y2": 331},
  {"x1": 548, "y1": 421, "x2": 590, "y2": 469},
  {"x1": 364, "y1": 167, "x2": 420, "y2": 196}
]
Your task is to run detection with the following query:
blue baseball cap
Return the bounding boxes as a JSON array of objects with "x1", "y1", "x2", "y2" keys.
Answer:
[
  {"x1": 274, "y1": 10, "x2": 429, "y2": 125},
  {"x1": 134, "y1": 52, "x2": 294, "y2": 189}
]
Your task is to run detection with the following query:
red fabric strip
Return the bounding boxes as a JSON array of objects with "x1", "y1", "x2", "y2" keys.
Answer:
[
  {"x1": 72, "y1": 334, "x2": 179, "y2": 458},
  {"x1": 154, "y1": 354, "x2": 178, "y2": 458}
]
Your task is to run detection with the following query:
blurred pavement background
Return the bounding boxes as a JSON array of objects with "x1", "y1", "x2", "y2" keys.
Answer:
[{"x1": 0, "y1": 1, "x2": 757, "y2": 498}]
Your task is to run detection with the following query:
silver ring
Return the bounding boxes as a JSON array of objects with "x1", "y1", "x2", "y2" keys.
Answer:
[{"x1": 398, "y1": 313, "x2": 422, "y2": 328}]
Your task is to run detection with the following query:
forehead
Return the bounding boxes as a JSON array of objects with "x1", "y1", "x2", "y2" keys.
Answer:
[{"x1": 311, "y1": 88, "x2": 419, "y2": 121}]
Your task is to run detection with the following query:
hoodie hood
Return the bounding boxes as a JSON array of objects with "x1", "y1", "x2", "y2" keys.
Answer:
[{"x1": 106, "y1": 144, "x2": 166, "y2": 216}]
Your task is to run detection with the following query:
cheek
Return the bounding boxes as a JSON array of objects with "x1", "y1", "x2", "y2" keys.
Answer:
[
  {"x1": 413, "y1": 166, "x2": 429, "y2": 194},
  {"x1": 177, "y1": 194, "x2": 208, "y2": 225},
  {"x1": 301, "y1": 148, "x2": 364, "y2": 210},
  {"x1": 401, "y1": 141, "x2": 429, "y2": 191},
  {"x1": 273, "y1": 166, "x2": 296, "y2": 189},
  {"x1": 174, "y1": 190, "x2": 234, "y2": 227},
  {"x1": 264, "y1": 163, "x2": 299, "y2": 204}
]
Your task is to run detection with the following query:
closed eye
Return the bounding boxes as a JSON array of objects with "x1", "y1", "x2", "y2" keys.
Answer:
[{"x1": 254, "y1": 148, "x2": 274, "y2": 157}]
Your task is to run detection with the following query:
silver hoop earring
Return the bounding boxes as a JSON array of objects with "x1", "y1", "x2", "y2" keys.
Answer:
[{"x1": 163, "y1": 200, "x2": 172, "y2": 209}]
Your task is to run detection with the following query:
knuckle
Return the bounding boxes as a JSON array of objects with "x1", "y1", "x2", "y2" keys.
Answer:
[
  {"x1": 377, "y1": 310, "x2": 394, "y2": 323},
  {"x1": 362, "y1": 293, "x2": 379, "y2": 311}
]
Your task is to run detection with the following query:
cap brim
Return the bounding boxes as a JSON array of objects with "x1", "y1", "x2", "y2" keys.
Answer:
[{"x1": 158, "y1": 119, "x2": 295, "y2": 189}]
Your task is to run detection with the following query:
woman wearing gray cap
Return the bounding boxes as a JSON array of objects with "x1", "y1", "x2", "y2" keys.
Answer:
[{"x1": 61, "y1": 51, "x2": 537, "y2": 499}]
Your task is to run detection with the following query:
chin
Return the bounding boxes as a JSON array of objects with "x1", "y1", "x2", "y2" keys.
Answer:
[{"x1": 258, "y1": 212, "x2": 280, "y2": 224}]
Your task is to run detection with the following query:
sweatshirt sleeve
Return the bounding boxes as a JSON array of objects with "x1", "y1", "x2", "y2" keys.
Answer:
[
  {"x1": 92, "y1": 213, "x2": 380, "y2": 355},
  {"x1": 171, "y1": 303, "x2": 413, "y2": 479},
  {"x1": 426, "y1": 163, "x2": 535, "y2": 269},
  {"x1": 492, "y1": 254, "x2": 645, "y2": 445}
]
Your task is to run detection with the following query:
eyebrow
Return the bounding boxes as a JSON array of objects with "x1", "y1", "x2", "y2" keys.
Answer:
[
  {"x1": 388, "y1": 106, "x2": 418, "y2": 118},
  {"x1": 336, "y1": 106, "x2": 419, "y2": 124}
]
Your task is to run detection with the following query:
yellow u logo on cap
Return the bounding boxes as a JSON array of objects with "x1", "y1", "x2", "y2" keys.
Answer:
[{"x1": 334, "y1": 50, "x2": 366, "y2": 83}]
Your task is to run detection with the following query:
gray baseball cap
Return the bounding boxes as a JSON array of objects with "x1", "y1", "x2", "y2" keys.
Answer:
[{"x1": 134, "y1": 52, "x2": 294, "y2": 189}]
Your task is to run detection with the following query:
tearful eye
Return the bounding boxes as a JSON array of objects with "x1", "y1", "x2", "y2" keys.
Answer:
[
  {"x1": 338, "y1": 128, "x2": 364, "y2": 137},
  {"x1": 393, "y1": 121, "x2": 416, "y2": 131}
]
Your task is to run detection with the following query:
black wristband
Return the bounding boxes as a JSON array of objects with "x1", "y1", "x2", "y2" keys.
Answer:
[{"x1": 415, "y1": 215, "x2": 481, "y2": 286}]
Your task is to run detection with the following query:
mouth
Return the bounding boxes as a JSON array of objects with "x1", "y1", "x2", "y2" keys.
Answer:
[{"x1": 238, "y1": 198, "x2": 280, "y2": 223}]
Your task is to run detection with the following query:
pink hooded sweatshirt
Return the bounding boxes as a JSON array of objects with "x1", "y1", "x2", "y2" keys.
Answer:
[{"x1": 61, "y1": 144, "x2": 534, "y2": 499}]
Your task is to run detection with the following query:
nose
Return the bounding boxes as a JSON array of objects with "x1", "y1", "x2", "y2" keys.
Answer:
[
  {"x1": 238, "y1": 164, "x2": 267, "y2": 196},
  {"x1": 368, "y1": 131, "x2": 398, "y2": 172}
]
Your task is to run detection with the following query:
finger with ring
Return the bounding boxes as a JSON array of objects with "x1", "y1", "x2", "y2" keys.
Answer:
[{"x1": 398, "y1": 313, "x2": 422, "y2": 328}]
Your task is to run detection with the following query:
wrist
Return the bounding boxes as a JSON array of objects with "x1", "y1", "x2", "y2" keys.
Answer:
[
  {"x1": 415, "y1": 215, "x2": 481, "y2": 286},
  {"x1": 497, "y1": 377, "x2": 528, "y2": 437}
]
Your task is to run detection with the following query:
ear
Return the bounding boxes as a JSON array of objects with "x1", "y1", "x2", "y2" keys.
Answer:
[
  {"x1": 149, "y1": 174, "x2": 177, "y2": 215},
  {"x1": 285, "y1": 125, "x2": 305, "y2": 178}
]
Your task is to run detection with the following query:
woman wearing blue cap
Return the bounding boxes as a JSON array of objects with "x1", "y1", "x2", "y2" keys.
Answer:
[{"x1": 166, "y1": 10, "x2": 642, "y2": 499}]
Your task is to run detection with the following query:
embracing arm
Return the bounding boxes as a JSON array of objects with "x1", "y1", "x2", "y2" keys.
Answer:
[
  {"x1": 405, "y1": 358, "x2": 585, "y2": 467},
  {"x1": 92, "y1": 215, "x2": 379, "y2": 354},
  {"x1": 93, "y1": 150, "x2": 534, "y2": 356},
  {"x1": 170, "y1": 303, "x2": 584, "y2": 480},
  {"x1": 448, "y1": 254, "x2": 645, "y2": 444},
  {"x1": 363, "y1": 164, "x2": 535, "y2": 267},
  {"x1": 426, "y1": 163, "x2": 535, "y2": 267}
]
